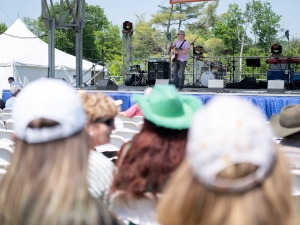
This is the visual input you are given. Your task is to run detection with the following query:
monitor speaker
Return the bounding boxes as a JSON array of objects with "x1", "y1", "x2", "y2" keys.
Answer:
[
  {"x1": 97, "y1": 79, "x2": 118, "y2": 90},
  {"x1": 148, "y1": 62, "x2": 170, "y2": 81}
]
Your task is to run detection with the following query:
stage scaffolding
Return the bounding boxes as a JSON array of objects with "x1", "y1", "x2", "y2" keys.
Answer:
[{"x1": 122, "y1": 31, "x2": 133, "y2": 83}]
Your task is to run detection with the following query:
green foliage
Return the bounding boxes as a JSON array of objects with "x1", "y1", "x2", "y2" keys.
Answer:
[
  {"x1": 0, "y1": 23, "x2": 7, "y2": 34},
  {"x1": 245, "y1": 0, "x2": 282, "y2": 52},
  {"x1": 23, "y1": 3, "x2": 121, "y2": 64}
]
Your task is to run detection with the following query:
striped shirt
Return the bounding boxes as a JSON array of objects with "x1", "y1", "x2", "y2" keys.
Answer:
[{"x1": 88, "y1": 151, "x2": 114, "y2": 202}]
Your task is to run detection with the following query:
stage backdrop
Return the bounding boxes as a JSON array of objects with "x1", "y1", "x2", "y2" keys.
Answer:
[{"x1": 170, "y1": 0, "x2": 215, "y2": 4}]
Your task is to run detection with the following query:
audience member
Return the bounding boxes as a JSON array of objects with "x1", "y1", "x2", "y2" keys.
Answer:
[
  {"x1": 5, "y1": 85, "x2": 21, "y2": 108},
  {"x1": 80, "y1": 92, "x2": 119, "y2": 202},
  {"x1": 157, "y1": 96, "x2": 299, "y2": 225},
  {"x1": 110, "y1": 85, "x2": 201, "y2": 224},
  {"x1": 0, "y1": 78, "x2": 119, "y2": 225},
  {"x1": 270, "y1": 104, "x2": 300, "y2": 169},
  {"x1": 119, "y1": 87, "x2": 153, "y2": 118},
  {"x1": 0, "y1": 98, "x2": 5, "y2": 109},
  {"x1": 8, "y1": 77, "x2": 24, "y2": 88}
]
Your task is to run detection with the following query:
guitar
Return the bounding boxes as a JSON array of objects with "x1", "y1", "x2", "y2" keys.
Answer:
[{"x1": 170, "y1": 47, "x2": 181, "y2": 62}]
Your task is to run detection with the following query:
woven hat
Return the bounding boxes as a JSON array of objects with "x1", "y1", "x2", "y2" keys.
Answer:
[
  {"x1": 13, "y1": 78, "x2": 86, "y2": 143},
  {"x1": 186, "y1": 96, "x2": 276, "y2": 192},
  {"x1": 133, "y1": 85, "x2": 201, "y2": 129},
  {"x1": 270, "y1": 104, "x2": 300, "y2": 138}
]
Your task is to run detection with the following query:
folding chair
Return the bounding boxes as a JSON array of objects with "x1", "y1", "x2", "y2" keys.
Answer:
[
  {"x1": 122, "y1": 121, "x2": 139, "y2": 131},
  {"x1": 114, "y1": 130, "x2": 139, "y2": 141},
  {"x1": 132, "y1": 116, "x2": 144, "y2": 124},
  {"x1": 117, "y1": 115, "x2": 133, "y2": 122}
]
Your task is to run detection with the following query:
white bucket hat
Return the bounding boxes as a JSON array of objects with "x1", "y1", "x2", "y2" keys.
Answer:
[
  {"x1": 13, "y1": 78, "x2": 86, "y2": 143},
  {"x1": 186, "y1": 96, "x2": 276, "y2": 192}
]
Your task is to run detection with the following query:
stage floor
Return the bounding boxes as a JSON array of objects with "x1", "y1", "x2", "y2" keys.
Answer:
[
  {"x1": 77, "y1": 84, "x2": 300, "y2": 120},
  {"x1": 80, "y1": 84, "x2": 300, "y2": 96}
]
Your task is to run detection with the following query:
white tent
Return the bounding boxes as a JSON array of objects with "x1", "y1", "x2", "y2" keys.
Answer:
[{"x1": 0, "y1": 19, "x2": 103, "y2": 92}]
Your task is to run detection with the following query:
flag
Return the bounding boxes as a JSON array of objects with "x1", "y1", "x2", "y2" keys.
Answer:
[
  {"x1": 170, "y1": 0, "x2": 215, "y2": 4},
  {"x1": 285, "y1": 30, "x2": 289, "y2": 40}
]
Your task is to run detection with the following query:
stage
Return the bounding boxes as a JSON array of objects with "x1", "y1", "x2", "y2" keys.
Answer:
[
  {"x1": 77, "y1": 84, "x2": 300, "y2": 120},
  {"x1": 2, "y1": 84, "x2": 300, "y2": 120}
]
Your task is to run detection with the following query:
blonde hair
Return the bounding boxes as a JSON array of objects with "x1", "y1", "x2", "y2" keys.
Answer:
[
  {"x1": 0, "y1": 125, "x2": 117, "y2": 225},
  {"x1": 157, "y1": 146, "x2": 299, "y2": 225},
  {"x1": 81, "y1": 93, "x2": 119, "y2": 123}
]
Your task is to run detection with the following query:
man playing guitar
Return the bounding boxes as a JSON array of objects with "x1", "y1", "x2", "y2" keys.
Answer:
[{"x1": 171, "y1": 30, "x2": 190, "y2": 91}]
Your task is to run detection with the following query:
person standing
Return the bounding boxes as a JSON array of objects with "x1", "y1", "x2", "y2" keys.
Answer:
[{"x1": 172, "y1": 30, "x2": 190, "y2": 91}]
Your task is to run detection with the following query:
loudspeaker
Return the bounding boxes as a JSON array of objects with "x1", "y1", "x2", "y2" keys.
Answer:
[
  {"x1": 97, "y1": 79, "x2": 118, "y2": 90},
  {"x1": 208, "y1": 79, "x2": 224, "y2": 91},
  {"x1": 155, "y1": 79, "x2": 170, "y2": 85},
  {"x1": 268, "y1": 80, "x2": 285, "y2": 93},
  {"x1": 148, "y1": 62, "x2": 170, "y2": 81}
]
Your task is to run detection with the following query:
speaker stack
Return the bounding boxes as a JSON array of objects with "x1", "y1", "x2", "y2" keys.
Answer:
[
  {"x1": 97, "y1": 79, "x2": 118, "y2": 90},
  {"x1": 148, "y1": 62, "x2": 170, "y2": 85}
]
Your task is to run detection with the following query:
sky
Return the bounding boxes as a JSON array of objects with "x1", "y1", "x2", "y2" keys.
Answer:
[{"x1": 0, "y1": 0, "x2": 299, "y2": 39}]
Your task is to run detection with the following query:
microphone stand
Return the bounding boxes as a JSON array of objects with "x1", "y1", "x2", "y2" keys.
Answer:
[
  {"x1": 191, "y1": 34, "x2": 202, "y2": 87},
  {"x1": 228, "y1": 32, "x2": 236, "y2": 83}
]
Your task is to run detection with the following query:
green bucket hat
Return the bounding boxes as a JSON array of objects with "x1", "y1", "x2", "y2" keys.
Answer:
[{"x1": 133, "y1": 85, "x2": 202, "y2": 129}]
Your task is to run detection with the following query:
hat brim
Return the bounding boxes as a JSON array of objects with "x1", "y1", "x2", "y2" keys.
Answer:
[
  {"x1": 270, "y1": 114, "x2": 300, "y2": 137},
  {"x1": 133, "y1": 94, "x2": 201, "y2": 129}
]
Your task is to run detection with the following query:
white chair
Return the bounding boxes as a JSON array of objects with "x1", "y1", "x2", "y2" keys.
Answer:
[
  {"x1": 3, "y1": 108, "x2": 13, "y2": 113},
  {"x1": 0, "y1": 121, "x2": 6, "y2": 130},
  {"x1": 1, "y1": 113, "x2": 13, "y2": 121},
  {"x1": 291, "y1": 170, "x2": 300, "y2": 195},
  {"x1": 0, "y1": 146, "x2": 14, "y2": 166},
  {"x1": 0, "y1": 169, "x2": 7, "y2": 183},
  {"x1": 122, "y1": 121, "x2": 139, "y2": 131},
  {"x1": 117, "y1": 115, "x2": 133, "y2": 122},
  {"x1": 114, "y1": 130, "x2": 139, "y2": 141},
  {"x1": 137, "y1": 122, "x2": 144, "y2": 131},
  {"x1": 132, "y1": 116, "x2": 144, "y2": 124},
  {"x1": 5, "y1": 119, "x2": 14, "y2": 130},
  {"x1": 0, "y1": 138, "x2": 15, "y2": 148},
  {"x1": 0, "y1": 130, "x2": 15, "y2": 141},
  {"x1": 96, "y1": 144, "x2": 120, "y2": 153},
  {"x1": 110, "y1": 135, "x2": 127, "y2": 149}
]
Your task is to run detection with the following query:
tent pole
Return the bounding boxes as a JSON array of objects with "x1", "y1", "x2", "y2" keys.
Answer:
[
  {"x1": 48, "y1": 18, "x2": 55, "y2": 78},
  {"x1": 76, "y1": 21, "x2": 83, "y2": 86}
]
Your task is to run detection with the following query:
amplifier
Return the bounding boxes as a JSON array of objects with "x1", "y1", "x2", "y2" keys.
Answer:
[
  {"x1": 293, "y1": 72, "x2": 300, "y2": 81},
  {"x1": 267, "y1": 70, "x2": 294, "y2": 83}
]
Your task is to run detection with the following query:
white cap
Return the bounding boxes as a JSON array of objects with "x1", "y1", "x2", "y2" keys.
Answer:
[
  {"x1": 186, "y1": 96, "x2": 276, "y2": 192},
  {"x1": 13, "y1": 78, "x2": 86, "y2": 143}
]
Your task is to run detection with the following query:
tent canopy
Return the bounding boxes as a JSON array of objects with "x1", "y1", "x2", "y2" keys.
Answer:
[{"x1": 0, "y1": 19, "x2": 103, "y2": 90}]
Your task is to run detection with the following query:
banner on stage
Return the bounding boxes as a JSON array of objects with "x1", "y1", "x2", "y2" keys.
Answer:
[{"x1": 170, "y1": 0, "x2": 215, "y2": 4}]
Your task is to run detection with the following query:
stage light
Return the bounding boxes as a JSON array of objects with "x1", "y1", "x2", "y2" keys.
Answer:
[
  {"x1": 123, "y1": 21, "x2": 133, "y2": 31},
  {"x1": 271, "y1": 43, "x2": 282, "y2": 56}
]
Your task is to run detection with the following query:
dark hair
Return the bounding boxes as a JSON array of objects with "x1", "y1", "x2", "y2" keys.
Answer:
[
  {"x1": 8, "y1": 77, "x2": 14, "y2": 81},
  {"x1": 111, "y1": 119, "x2": 188, "y2": 198},
  {"x1": 284, "y1": 131, "x2": 300, "y2": 140}
]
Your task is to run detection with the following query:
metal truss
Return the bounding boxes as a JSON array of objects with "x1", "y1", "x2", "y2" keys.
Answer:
[
  {"x1": 122, "y1": 31, "x2": 133, "y2": 83},
  {"x1": 41, "y1": 0, "x2": 85, "y2": 86}
]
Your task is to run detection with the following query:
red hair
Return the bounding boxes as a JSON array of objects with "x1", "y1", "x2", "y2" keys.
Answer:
[{"x1": 111, "y1": 119, "x2": 188, "y2": 198}]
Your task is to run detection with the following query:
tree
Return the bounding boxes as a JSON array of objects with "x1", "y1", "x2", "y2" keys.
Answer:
[
  {"x1": 245, "y1": 0, "x2": 281, "y2": 52},
  {"x1": 133, "y1": 14, "x2": 166, "y2": 60},
  {"x1": 151, "y1": 1, "x2": 218, "y2": 49},
  {"x1": 23, "y1": 3, "x2": 121, "y2": 64},
  {"x1": 204, "y1": 38, "x2": 224, "y2": 56},
  {"x1": 0, "y1": 23, "x2": 7, "y2": 34}
]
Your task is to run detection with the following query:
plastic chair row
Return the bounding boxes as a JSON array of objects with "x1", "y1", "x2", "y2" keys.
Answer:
[{"x1": 117, "y1": 115, "x2": 144, "y2": 124}]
